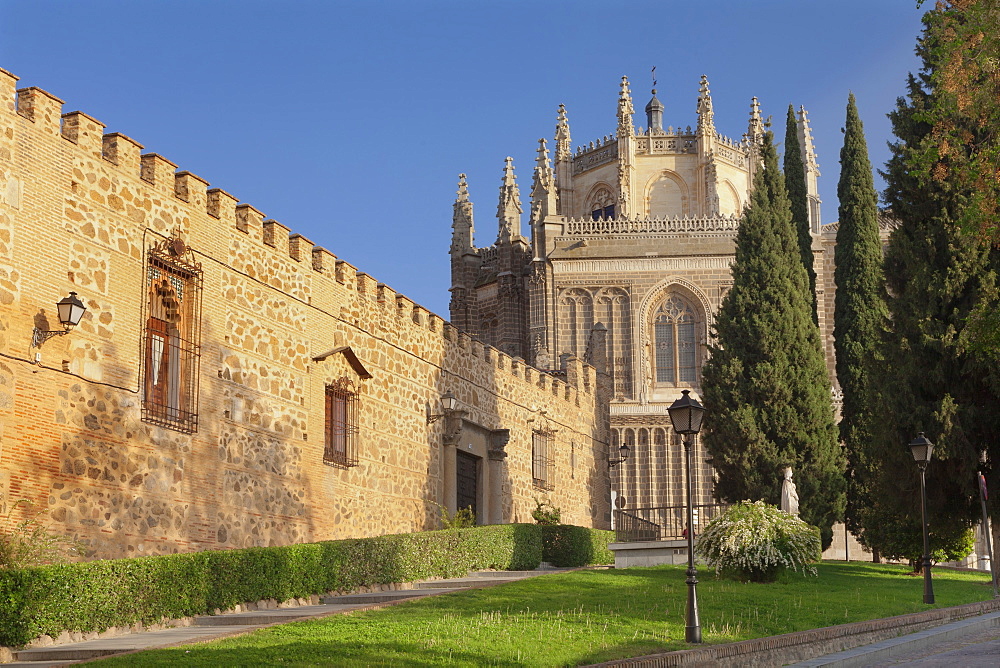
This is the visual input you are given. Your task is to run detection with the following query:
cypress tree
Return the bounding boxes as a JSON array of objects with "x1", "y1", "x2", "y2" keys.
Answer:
[
  {"x1": 784, "y1": 104, "x2": 816, "y2": 319},
  {"x1": 832, "y1": 93, "x2": 889, "y2": 540},
  {"x1": 702, "y1": 129, "x2": 844, "y2": 549},
  {"x1": 858, "y1": 1, "x2": 1000, "y2": 562}
]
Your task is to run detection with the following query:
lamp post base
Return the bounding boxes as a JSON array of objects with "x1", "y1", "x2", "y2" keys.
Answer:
[
  {"x1": 685, "y1": 567, "x2": 701, "y2": 643},
  {"x1": 922, "y1": 556, "x2": 935, "y2": 604}
]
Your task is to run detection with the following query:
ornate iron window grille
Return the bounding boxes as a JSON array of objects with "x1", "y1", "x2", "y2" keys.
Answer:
[{"x1": 140, "y1": 237, "x2": 203, "y2": 434}]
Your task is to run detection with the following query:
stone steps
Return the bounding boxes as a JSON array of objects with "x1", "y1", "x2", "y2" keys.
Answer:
[
  {"x1": 12, "y1": 626, "x2": 253, "y2": 663},
  {"x1": 413, "y1": 577, "x2": 512, "y2": 589},
  {"x1": 320, "y1": 588, "x2": 455, "y2": 604},
  {"x1": 192, "y1": 604, "x2": 349, "y2": 626}
]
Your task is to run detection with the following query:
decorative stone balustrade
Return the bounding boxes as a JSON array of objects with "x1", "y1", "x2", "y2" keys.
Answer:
[{"x1": 564, "y1": 214, "x2": 740, "y2": 236}]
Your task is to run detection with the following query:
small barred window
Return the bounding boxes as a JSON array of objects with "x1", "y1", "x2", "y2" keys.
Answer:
[
  {"x1": 325, "y1": 378, "x2": 359, "y2": 468},
  {"x1": 532, "y1": 431, "x2": 554, "y2": 491}
]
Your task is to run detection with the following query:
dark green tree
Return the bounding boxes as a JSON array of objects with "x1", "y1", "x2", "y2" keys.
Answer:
[
  {"x1": 832, "y1": 93, "x2": 889, "y2": 540},
  {"x1": 857, "y1": 0, "x2": 1000, "y2": 564},
  {"x1": 783, "y1": 104, "x2": 816, "y2": 319},
  {"x1": 702, "y1": 129, "x2": 844, "y2": 549}
]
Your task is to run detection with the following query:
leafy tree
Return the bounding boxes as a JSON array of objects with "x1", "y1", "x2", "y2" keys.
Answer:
[
  {"x1": 702, "y1": 129, "x2": 844, "y2": 549},
  {"x1": 531, "y1": 498, "x2": 561, "y2": 526},
  {"x1": 858, "y1": 0, "x2": 1000, "y2": 563},
  {"x1": 783, "y1": 104, "x2": 816, "y2": 319},
  {"x1": 832, "y1": 93, "x2": 889, "y2": 540}
]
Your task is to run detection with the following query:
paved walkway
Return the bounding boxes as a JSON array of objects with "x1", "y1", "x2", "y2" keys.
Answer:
[
  {"x1": 4, "y1": 570, "x2": 559, "y2": 666},
  {"x1": 789, "y1": 609, "x2": 1000, "y2": 668}
]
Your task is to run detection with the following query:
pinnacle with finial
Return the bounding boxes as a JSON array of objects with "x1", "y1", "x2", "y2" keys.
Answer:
[
  {"x1": 497, "y1": 156, "x2": 523, "y2": 235},
  {"x1": 798, "y1": 105, "x2": 820, "y2": 170},
  {"x1": 618, "y1": 75, "x2": 635, "y2": 134},
  {"x1": 456, "y1": 173, "x2": 470, "y2": 202},
  {"x1": 555, "y1": 104, "x2": 571, "y2": 161},
  {"x1": 535, "y1": 138, "x2": 552, "y2": 171},
  {"x1": 697, "y1": 74, "x2": 714, "y2": 134},
  {"x1": 747, "y1": 96, "x2": 764, "y2": 142},
  {"x1": 533, "y1": 138, "x2": 554, "y2": 189},
  {"x1": 502, "y1": 156, "x2": 517, "y2": 188},
  {"x1": 452, "y1": 173, "x2": 475, "y2": 251}
]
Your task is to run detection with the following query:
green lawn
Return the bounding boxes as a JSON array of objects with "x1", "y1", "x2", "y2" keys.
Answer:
[{"x1": 93, "y1": 562, "x2": 993, "y2": 667}]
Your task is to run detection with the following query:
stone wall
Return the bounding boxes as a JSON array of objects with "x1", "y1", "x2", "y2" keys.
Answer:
[{"x1": 0, "y1": 68, "x2": 611, "y2": 560}]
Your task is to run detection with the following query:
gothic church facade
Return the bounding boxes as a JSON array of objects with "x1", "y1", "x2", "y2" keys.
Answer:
[{"x1": 450, "y1": 76, "x2": 835, "y2": 514}]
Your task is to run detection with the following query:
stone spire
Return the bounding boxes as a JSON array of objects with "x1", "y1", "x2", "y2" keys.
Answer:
[
  {"x1": 798, "y1": 105, "x2": 819, "y2": 170},
  {"x1": 555, "y1": 104, "x2": 572, "y2": 162},
  {"x1": 532, "y1": 139, "x2": 554, "y2": 196},
  {"x1": 798, "y1": 105, "x2": 823, "y2": 231},
  {"x1": 497, "y1": 156, "x2": 522, "y2": 242},
  {"x1": 451, "y1": 173, "x2": 475, "y2": 255},
  {"x1": 617, "y1": 75, "x2": 635, "y2": 137},
  {"x1": 696, "y1": 74, "x2": 715, "y2": 137},
  {"x1": 747, "y1": 96, "x2": 764, "y2": 145},
  {"x1": 531, "y1": 138, "x2": 558, "y2": 222}
]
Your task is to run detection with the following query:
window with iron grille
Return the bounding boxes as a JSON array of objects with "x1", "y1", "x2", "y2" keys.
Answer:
[
  {"x1": 325, "y1": 378, "x2": 359, "y2": 468},
  {"x1": 532, "y1": 431, "x2": 554, "y2": 490},
  {"x1": 141, "y1": 237, "x2": 202, "y2": 433}
]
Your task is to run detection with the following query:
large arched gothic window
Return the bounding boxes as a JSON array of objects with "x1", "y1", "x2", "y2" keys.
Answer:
[{"x1": 652, "y1": 293, "x2": 698, "y2": 386}]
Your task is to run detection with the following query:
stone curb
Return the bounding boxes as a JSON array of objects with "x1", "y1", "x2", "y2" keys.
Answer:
[{"x1": 587, "y1": 599, "x2": 1000, "y2": 668}]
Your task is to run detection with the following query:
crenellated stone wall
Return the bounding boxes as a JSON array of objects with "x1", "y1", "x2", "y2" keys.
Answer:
[{"x1": 0, "y1": 67, "x2": 612, "y2": 560}]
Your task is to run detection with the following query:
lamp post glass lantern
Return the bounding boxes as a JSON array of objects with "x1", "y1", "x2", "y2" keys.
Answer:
[
  {"x1": 56, "y1": 292, "x2": 87, "y2": 329},
  {"x1": 667, "y1": 389, "x2": 705, "y2": 643},
  {"x1": 426, "y1": 390, "x2": 459, "y2": 424},
  {"x1": 32, "y1": 291, "x2": 87, "y2": 348},
  {"x1": 609, "y1": 443, "x2": 630, "y2": 467},
  {"x1": 909, "y1": 432, "x2": 935, "y2": 605}
]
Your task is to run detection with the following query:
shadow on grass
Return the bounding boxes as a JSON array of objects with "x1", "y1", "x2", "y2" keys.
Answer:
[
  {"x1": 98, "y1": 641, "x2": 525, "y2": 667},
  {"x1": 97, "y1": 637, "x2": 675, "y2": 668},
  {"x1": 92, "y1": 563, "x2": 993, "y2": 668}
]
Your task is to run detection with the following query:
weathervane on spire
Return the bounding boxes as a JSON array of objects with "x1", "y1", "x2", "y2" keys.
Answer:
[{"x1": 651, "y1": 66, "x2": 657, "y2": 90}]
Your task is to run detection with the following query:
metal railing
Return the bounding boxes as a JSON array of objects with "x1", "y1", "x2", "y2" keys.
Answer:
[{"x1": 614, "y1": 503, "x2": 730, "y2": 542}]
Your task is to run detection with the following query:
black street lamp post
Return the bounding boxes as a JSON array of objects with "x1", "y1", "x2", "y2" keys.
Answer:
[
  {"x1": 667, "y1": 389, "x2": 706, "y2": 644},
  {"x1": 909, "y1": 432, "x2": 935, "y2": 605}
]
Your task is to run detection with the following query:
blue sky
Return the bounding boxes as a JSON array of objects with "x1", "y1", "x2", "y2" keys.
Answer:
[{"x1": 1, "y1": 1, "x2": 926, "y2": 318}]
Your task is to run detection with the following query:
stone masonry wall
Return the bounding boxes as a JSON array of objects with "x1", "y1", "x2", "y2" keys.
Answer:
[{"x1": 0, "y1": 68, "x2": 611, "y2": 560}]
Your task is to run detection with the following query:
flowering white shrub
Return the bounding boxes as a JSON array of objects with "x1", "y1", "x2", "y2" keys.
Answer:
[{"x1": 694, "y1": 500, "x2": 821, "y2": 582}]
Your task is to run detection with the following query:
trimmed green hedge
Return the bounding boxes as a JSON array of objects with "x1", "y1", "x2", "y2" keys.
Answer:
[
  {"x1": 541, "y1": 525, "x2": 615, "y2": 567},
  {"x1": 0, "y1": 523, "x2": 544, "y2": 647}
]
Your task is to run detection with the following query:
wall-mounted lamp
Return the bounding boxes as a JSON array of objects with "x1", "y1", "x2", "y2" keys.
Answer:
[
  {"x1": 608, "y1": 443, "x2": 631, "y2": 467},
  {"x1": 426, "y1": 390, "x2": 459, "y2": 424},
  {"x1": 32, "y1": 292, "x2": 87, "y2": 348}
]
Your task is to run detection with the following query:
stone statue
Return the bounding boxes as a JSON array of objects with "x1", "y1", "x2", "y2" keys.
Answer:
[{"x1": 780, "y1": 467, "x2": 799, "y2": 517}]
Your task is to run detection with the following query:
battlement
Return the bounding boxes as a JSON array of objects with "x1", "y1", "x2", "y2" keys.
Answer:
[{"x1": 0, "y1": 67, "x2": 600, "y2": 405}]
